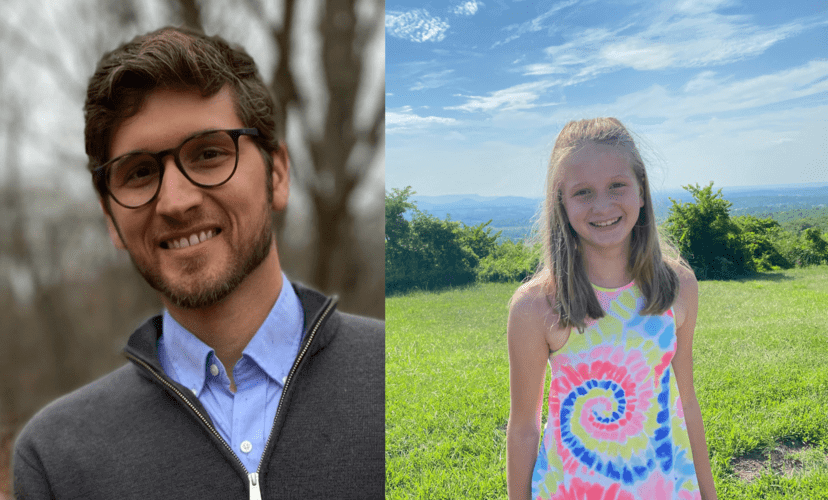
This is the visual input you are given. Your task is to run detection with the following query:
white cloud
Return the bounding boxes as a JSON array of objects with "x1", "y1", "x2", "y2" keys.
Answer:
[
  {"x1": 410, "y1": 69, "x2": 456, "y2": 91},
  {"x1": 386, "y1": 106, "x2": 458, "y2": 133},
  {"x1": 637, "y1": 60, "x2": 828, "y2": 120},
  {"x1": 440, "y1": 59, "x2": 828, "y2": 141},
  {"x1": 521, "y1": 60, "x2": 828, "y2": 131},
  {"x1": 681, "y1": 70, "x2": 722, "y2": 93},
  {"x1": 386, "y1": 9, "x2": 450, "y2": 43},
  {"x1": 599, "y1": 40, "x2": 676, "y2": 70},
  {"x1": 452, "y1": 1, "x2": 481, "y2": 16},
  {"x1": 675, "y1": 0, "x2": 737, "y2": 15},
  {"x1": 493, "y1": 0, "x2": 580, "y2": 48},
  {"x1": 446, "y1": 80, "x2": 561, "y2": 112},
  {"x1": 521, "y1": 10, "x2": 825, "y2": 81}
]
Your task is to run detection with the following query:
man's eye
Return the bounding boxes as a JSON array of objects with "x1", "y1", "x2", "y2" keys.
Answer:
[
  {"x1": 189, "y1": 147, "x2": 232, "y2": 165},
  {"x1": 198, "y1": 149, "x2": 223, "y2": 160},
  {"x1": 129, "y1": 166, "x2": 153, "y2": 180}
]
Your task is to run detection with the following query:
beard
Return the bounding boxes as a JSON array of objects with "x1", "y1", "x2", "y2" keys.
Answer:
[
  {"x1": 146, "y1": 227, "x2": 272, "y2": 309},
  {"x1": 123, "y1": 211, "x2": 274, "y2": 310}
]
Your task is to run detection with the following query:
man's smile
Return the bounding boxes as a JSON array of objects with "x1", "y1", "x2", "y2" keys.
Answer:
[{"x1": 160, "y1": 228, "x2": 222, "y2": 249}]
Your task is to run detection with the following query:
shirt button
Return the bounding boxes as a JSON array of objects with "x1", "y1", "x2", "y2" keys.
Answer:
[
  {"x1": 240, "y1": 440, "x2": 253, "y2": 453},
  {"x1": 210, "y1": 364, "x2": 219, "y2": 376}
]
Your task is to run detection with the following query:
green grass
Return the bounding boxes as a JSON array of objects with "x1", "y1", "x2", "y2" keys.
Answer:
[{"x1": 386, "y1": 266, "x2": 828, "y2": 499}]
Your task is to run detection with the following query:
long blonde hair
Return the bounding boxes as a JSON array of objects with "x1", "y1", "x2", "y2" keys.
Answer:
[{"x1": 532, "y1": 117, "x2": 684, "y2": 332}]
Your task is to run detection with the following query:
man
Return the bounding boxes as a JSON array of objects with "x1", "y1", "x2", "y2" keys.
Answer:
[{"x1": 13, "y1": 27, "x2": 383, "y2": 499}]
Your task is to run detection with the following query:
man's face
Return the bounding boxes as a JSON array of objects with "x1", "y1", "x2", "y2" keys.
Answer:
[{"x1": 102, "y1": 86, "x2": 289, "y2": 309}]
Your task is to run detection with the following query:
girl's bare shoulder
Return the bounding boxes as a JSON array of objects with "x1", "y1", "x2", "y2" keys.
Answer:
[
  {"x1": 666, "y1": 261, "x2": 698, "y2": 298},
  {"x1": 509, "y1": 274, "x2": 567, "y2": 344},
  {"x1": 666, "y1": 260, "x2": 699, "y2": 328}
]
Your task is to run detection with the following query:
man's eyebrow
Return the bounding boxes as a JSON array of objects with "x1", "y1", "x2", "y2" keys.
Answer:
[{"x1": 114, "y1": 128, "x2": 224, "y2": 157}]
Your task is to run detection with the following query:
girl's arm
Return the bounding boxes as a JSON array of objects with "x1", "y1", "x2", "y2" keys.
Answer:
[
  {"x1": 672, "y1": 266, "x2": 718, "y2": 500},
  {"x1": 506, "y1": 285, "x2": 556, "y2": 500}
]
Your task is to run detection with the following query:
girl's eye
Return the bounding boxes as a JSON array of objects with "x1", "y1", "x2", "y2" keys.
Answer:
[{"x1": 611, "y1": 182, "x2": 626, "y2": 189}]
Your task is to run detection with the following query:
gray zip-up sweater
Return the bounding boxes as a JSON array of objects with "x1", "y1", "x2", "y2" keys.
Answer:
[{"x1": 13, "y1": 283, "x2": 384, "y2": 499}]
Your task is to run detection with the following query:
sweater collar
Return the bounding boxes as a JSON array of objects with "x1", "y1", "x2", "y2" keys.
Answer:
[
  {"x1": 157, "y1": 274, "x2": 305, "y2": 396},
  {"x1": 124, "y1": 281, "x2": 338, "y2": 379}
]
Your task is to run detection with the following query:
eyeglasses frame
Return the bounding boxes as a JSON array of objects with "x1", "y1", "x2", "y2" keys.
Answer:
[{"x1": 93, "y1": 127, "x2": 260, "y2": 209}]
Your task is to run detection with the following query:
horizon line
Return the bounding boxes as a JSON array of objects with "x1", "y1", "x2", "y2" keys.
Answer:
[{"x1": 405, "y1": 181, "x2": 828, "y2": 199}]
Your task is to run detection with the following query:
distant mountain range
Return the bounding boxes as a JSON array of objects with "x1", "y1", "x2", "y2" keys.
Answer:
[{"x1": 410, "y1": 182, "x2": 828, "y2": 241}]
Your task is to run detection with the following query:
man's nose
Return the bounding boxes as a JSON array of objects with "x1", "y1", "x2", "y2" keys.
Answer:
[{"x1": 154, "y1": 156, "x2": 203, "y2": 217}]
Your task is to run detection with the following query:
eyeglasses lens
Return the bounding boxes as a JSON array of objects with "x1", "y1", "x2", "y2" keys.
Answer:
[{"x1": 108, "y1": 131, "x2": 238, "y2": 208}]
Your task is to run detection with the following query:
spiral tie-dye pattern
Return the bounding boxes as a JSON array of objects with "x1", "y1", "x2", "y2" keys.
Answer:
[{"x1": 531, "y1": 282, "x2": 700, "y2": 499}]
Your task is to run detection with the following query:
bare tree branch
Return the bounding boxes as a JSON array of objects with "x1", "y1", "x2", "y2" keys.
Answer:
[
  {"x1": 173, "y1": 0, "x2": 204, "y2": 32},
  {"x1": 0, "y1": 19, "x2": 87, "y2": 103}
]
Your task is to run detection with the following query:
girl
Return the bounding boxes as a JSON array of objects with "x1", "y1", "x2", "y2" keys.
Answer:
[{"x1": 506, "y1": 118, "x2": 717, "y2": 500}]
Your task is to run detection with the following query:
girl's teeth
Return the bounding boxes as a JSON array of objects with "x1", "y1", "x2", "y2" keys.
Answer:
[{"x1": 593, "y1": 218, "x2": 620, "y2": 227}]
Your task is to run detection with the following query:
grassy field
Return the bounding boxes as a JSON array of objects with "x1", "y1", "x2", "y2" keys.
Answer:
[{"x1": 386, "y1": 266, "x2": 828, "y2": 499}]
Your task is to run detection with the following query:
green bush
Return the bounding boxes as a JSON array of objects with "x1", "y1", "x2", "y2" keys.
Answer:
[
  {"x1": 476, "y1": 240, "x2": 541, "y2": 283},
  {"x1": 787, "y1": 228, "x2": 828, "y2": 267},
  {"x1": 385, "y1": 187, "x2": 479, "y2": 294},
  {"x1": 664, "y1": 182, "x2": 755, "y2": 279},
  {"x1": 733, "y1": 215, "x2": 792, "y2": 271}
]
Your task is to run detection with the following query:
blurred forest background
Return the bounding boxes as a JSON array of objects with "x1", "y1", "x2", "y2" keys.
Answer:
[{"x1": 0, "y1": 0, "x2": 384, "y2": 495}]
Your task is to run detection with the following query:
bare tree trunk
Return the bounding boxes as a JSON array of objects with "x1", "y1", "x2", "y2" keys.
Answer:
[
  {"x1": 310, "y1": 0, "x2": 360, "y2": 297},
  {"x1": 268, "y1": 0, "x2": 384, "y2": 318},
  {"x1": 4, "y1": 107, "x2": 75, "y2": 395},
  {"x1": 174, "y1": 0, "x2": 204, "y2": 32}
]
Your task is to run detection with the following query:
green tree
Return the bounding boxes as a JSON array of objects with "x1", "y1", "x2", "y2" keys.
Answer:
[
  {"x1": 384, "y1": 187, "x2": 477, "y2": 293},
  {"x1": 408, "y1": 213, "x2": 477, "y2": 290},
  {"x1": 476, "y1": 240, "x2": 542, "y2": 283},
  {"x1": 733, "y1": 215, "x2": 792, "y2": 271},
  {"x1": 664, "y1": 182, "x2": 754, "y2": 279},
  {"x1": 459, "y1": 220, "x2": 501, "y2": 262},
  {"x1": 385, "y1": 187, "x2": 415, "y2": 255},
  {"x1": 385, "y1": 187, "x2": 416, "y2": 293},
  {"x1": 796, "y1": 227, "x2": 828, "y2": 266}
]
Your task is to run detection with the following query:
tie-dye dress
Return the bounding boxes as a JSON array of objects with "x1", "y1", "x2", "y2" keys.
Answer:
[{"x1": 531, "y1": 281, "x2": 701, "y2": 500}]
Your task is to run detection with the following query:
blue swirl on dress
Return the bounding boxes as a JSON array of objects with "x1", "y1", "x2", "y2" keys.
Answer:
[
  {"x1": 559, "y1": 380, "x2": 657, "y2": 485},
  {"x1": 653, "y1": 368, "x2": 674, "y2": 473}
]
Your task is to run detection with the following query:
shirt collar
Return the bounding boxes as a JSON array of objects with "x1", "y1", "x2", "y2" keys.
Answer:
[
  {"x1": 159, "y1": 274, "x2": 305, "y2": 395},
  {"x1": 241, "y1": 277, "x2": 304, "y2": 386}
]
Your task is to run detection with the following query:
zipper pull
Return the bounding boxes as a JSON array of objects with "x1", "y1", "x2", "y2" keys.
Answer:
[{"x1": 248, "y1": 472, "x2": 263, "y2": 500}]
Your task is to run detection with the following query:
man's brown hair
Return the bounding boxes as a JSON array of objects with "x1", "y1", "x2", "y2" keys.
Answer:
[{"x1": 84, "y1": 26, "x2": 279, "y2": 200}]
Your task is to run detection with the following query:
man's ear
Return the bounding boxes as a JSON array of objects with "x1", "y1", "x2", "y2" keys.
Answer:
[
  {"x1": 99, "y1": 198, "x2": 126, "y2": 250},
  {"x1": 271, "y1": 144, "x2": 290, "y2": 212}
]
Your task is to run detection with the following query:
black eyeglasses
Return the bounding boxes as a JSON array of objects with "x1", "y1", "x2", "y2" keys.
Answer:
[{"x1": 93, "y1": 128, "x2": 260, "y2": 209}]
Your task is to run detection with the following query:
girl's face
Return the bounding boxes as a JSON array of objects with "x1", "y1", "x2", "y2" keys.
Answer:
[{"x1": 559, "y1": 142, "x2": 644, "y2": 255}]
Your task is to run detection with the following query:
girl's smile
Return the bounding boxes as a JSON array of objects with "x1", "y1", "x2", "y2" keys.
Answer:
[
  {"x1": 560, "y1": 142, "x2": 644, "y2": 254},
  {"x1": 589, "y1": 217, "x2": 621, "y2": 228}
]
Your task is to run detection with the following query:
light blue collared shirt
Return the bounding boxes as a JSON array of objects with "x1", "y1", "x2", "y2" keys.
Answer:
[{"x1": 157, "y1": 274, "x2": 304, "y2": 473}]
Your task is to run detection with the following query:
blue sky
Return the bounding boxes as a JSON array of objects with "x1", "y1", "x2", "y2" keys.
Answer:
[{"x1": 385, "y1": 0, "x2": 828, "y2": 197}]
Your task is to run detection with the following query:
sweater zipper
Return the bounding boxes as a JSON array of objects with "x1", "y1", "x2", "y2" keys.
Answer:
[
  {"x1": 123, "y1": 297, "x2": 336, "y2": 500},
  {"x1": 256, "y1": 298, "x2": 336, "y2": 478}
]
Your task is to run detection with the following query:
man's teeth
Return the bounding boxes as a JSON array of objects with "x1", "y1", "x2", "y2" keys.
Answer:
[
  {"x1": 591, "y1": 217, "x2": 620, "y2": 227},
  {"x1": 169, "y1": 230, "x2": 216, "y2": 249}
]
